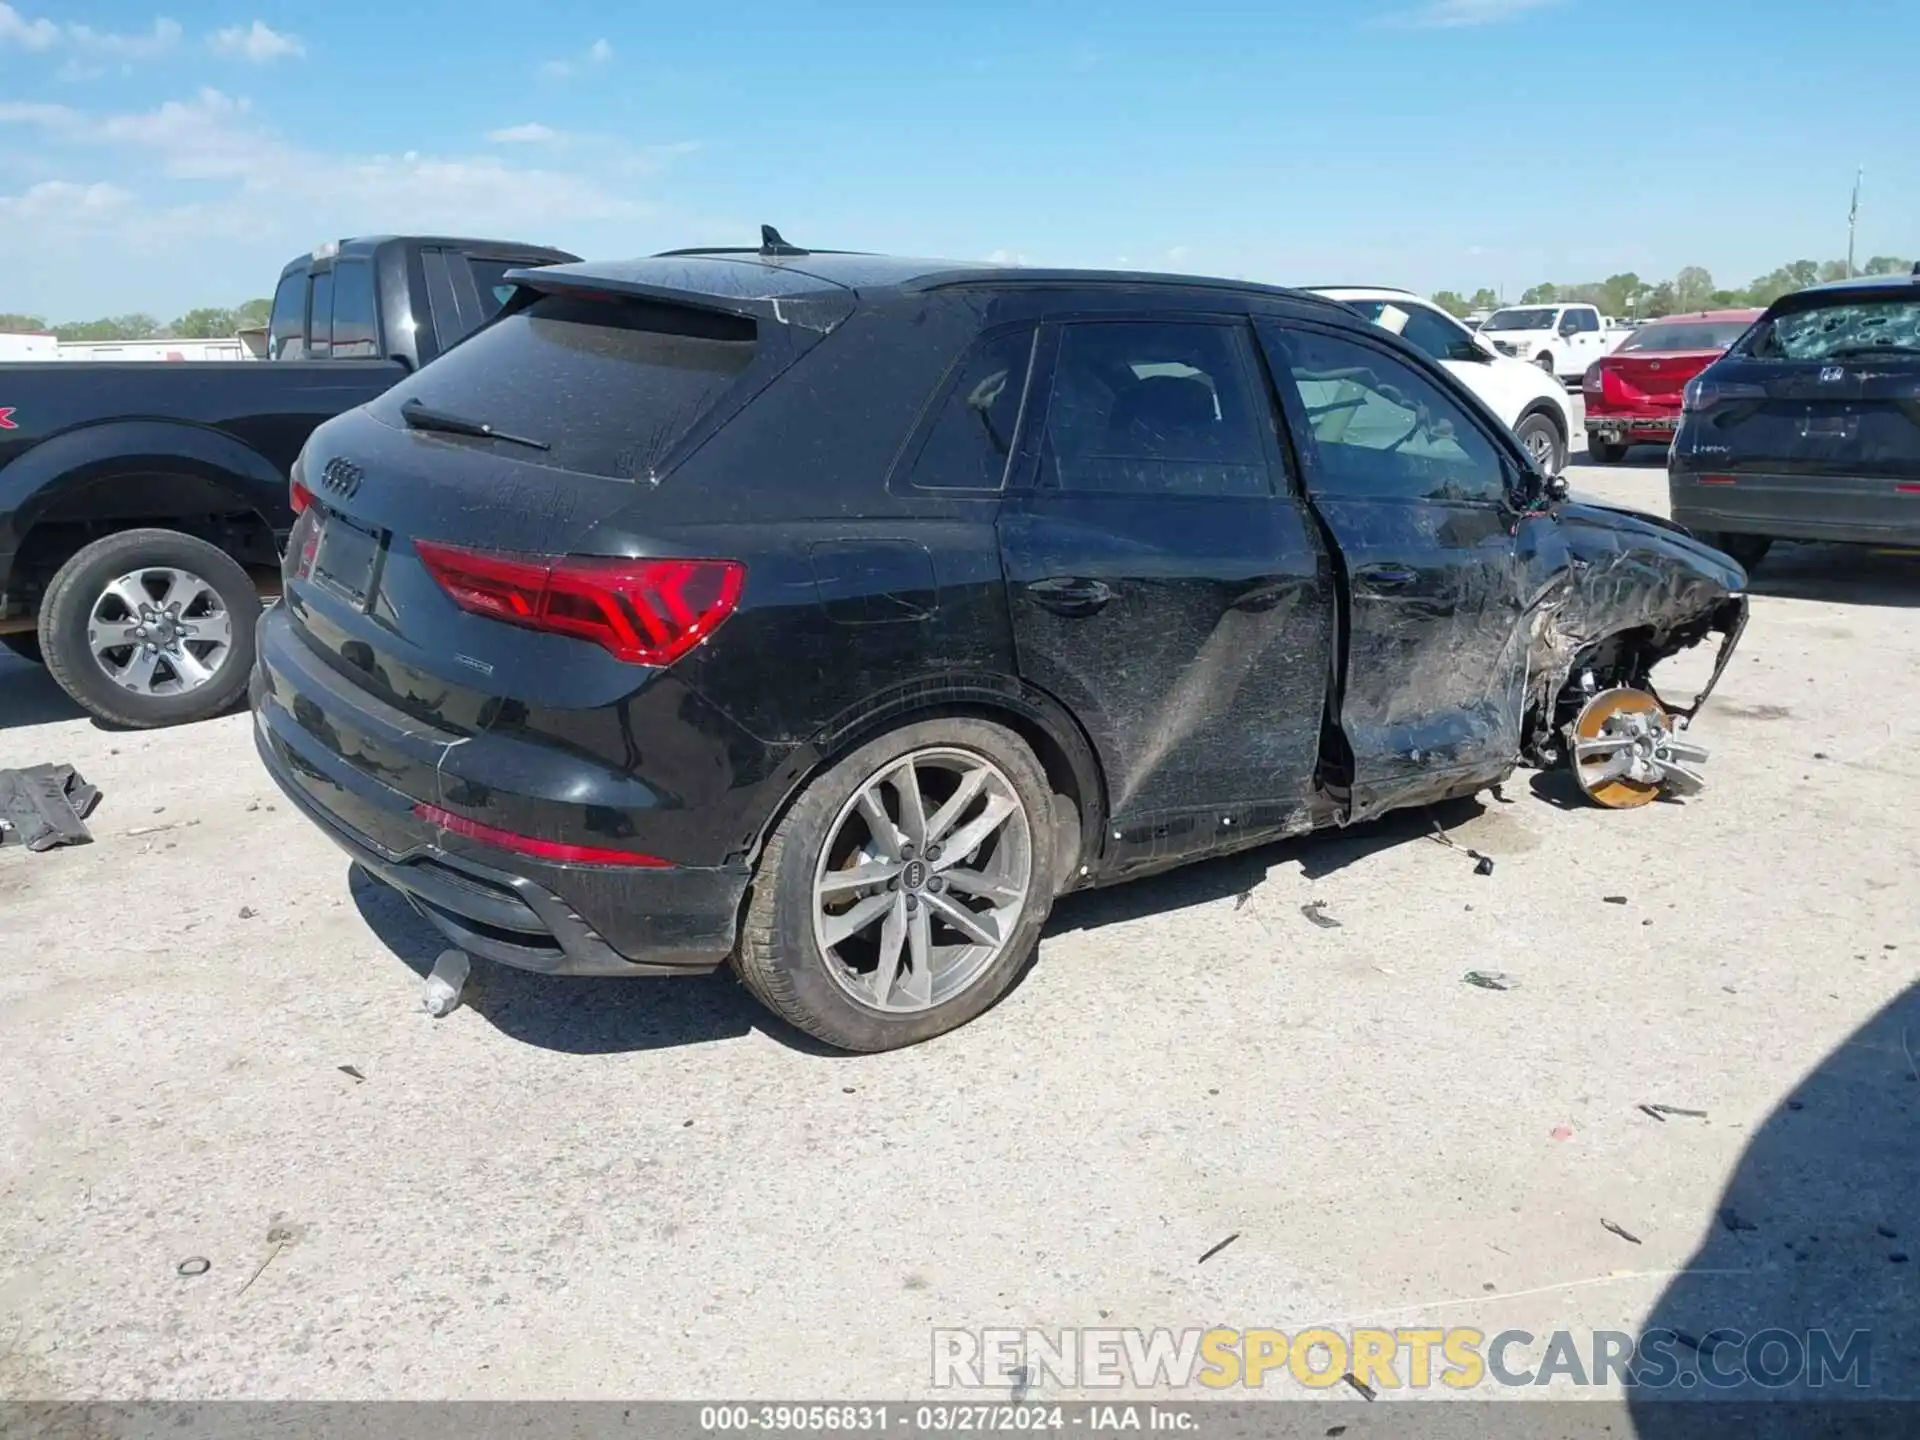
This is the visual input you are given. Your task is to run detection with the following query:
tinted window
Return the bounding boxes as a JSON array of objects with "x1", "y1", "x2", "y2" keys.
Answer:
[
  {"x1": 906, "y1": 328, "x2": 1035, "y2": 491},
  {"x1": 1619, "y1": 320, "x2": 1754, "y2": 353},
  {"x1": 466, "y1": 257, "x2": 526, "y2": 319},
  {"x1": 268, "y1": 273, "x2": 306, "y2": 360},
  {"x1": 1041, "y1": 322, "x2": 1269, "y2": 497},
  {"x1": 1350, "y1": 299, "x2": 1483, "y2": 363},
  {"x1": 1747, "y1": 298, "x2": 1920, "y2": 361},
  {"x1": 1482, "y1": 308, "x2": 1556, "y2": 332},
  {"x1": 331, "y1": 260, "x2": 379, "y2": 359},
  {"x1": 307, "y1": 271, "x2": 334, "y2": 358},
  {"x1": 1274, "y1": 328, "x2": 1508, "y2": 504},
  {"x1": 367, "y1": 293, "x2": 756, "y2": 479},
  {"x1": 420, "y1": 249, "x2": 467, "y2": 353}
]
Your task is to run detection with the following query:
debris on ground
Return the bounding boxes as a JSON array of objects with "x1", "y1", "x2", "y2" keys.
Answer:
[
  {"x1": 237, "y1": 906, "x2": 257, "y2": 920},
  {"x1": 1719, "y1": 1207, "x2": 1759, "y2": 1234},
  {"x1": 1425, "y1": 814, "x2": 1495, "y2": 876},
  {"x1": 175, "y1": 1256, "x2": 210, "y2": 1277},
  {"x1": 1879, "y1": 1225, "x2": 1900, "y2": 1240},
  {"x1": 1550, "y1": 1124, "x2": 1575, "y2": 1141},
  {"x1": 1603, "y1": 895, "x2": 1629, "y2": 906},
  {"x1": 1341, "y1": 1373, "x2": 1378, "y2": 1401},
  {"x1": 1300, "y1": 901, "x2": 1342, "y2": 929},
  {"x1": 421, "y1": 949, "x2": 470, "y2": 1017},
  {"x1": 1462, "y1": 970, "x2": 1517, "y2": 991},
  {"x1": 337, "y1": 1065, "x2": 366, "y2": 1083},
  {"x1": 0, "y1": 764, "x2": 101, "y2": 851},
  {"x1": 1197, "y1": 1233, "x2": 1239, "y2": 1264},
  {"x1": 1602, "y1": 1219, "x2": 1643, "y2": 1245},
  {"x1": 1646, "y1": 1104, "x2": 1708, "y2": 1119},
  {"x1": 1234, "y1": 890, "x2": 1253, "y2": 911},
  {"x1": 237, "y1": 1226, "x2": 292, "y2": 1296}
]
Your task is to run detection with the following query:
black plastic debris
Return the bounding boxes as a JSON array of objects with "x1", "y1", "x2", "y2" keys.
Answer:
[
  {"x1": 0, "y1": 764, "x2": 101, "y2": 851},
  {"x1": 1648, "y1": 1104, "x2": 1708, "y2": 1119},
  {"x1": 1197, "y1": 1233, "x2": 1239, "y2": 1265},
  {"x1": 1638, "y1": 1104, "x2": 1668, "y2": 1122},
  {"x1": 1602, "y1": 1219, "x2": 1643, "y2": 1245},
  {"x1": 1300, "y1": 901, "x2": 1342, "y2": 930},
  {"x1": 1463, "y1": 970, "x2": 1516, "y2": 991},
  {"x1": 176, "y1": 1256, "x2": 210, "y2": 1277},
  {"x1": 1719, "y1": 1207, "x2": 1759, "y2": 1234},
  {"x1": 1603, "y1": 895, "x2": 1629, "y2": 905},
  {"x1": 337, "y1": 1065, "x2": 366, "y2": 1083},
  {"x1": 1341, "y1": 1373, "x2": 1378, "y2": 1402},
  {"x1": 1473, "y1": 855, "x2": 1495, "y2": 876}
]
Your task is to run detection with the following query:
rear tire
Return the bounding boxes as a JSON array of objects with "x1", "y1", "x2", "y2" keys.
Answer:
[
  {"x1": 38, "y1": 528, "x2": 261, "y2": 729},
  {"x1": 733, "y1": 717, "x2": 1059, "y2": 1052},
  {"x1": 1587, "y1": 437, "x2": 1629, "y2": 464},
  {"x1": 1696, "y1": 532, "x2": 1772, "y2": 572},
  {"x1": 1, "y1": 633, "x2": 43, "y2": 665}
]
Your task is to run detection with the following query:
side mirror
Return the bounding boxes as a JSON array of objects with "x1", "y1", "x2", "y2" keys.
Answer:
[{"x1": 1544, "y1": 473, "x2": 1570, "y2": 502}]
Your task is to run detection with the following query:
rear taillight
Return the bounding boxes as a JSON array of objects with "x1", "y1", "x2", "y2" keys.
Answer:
[
  {"x1": 1582, "y1": 363, "x2": 1604, "y2": 395},
  {"x1": 1682, "y1": 375, "x2": 1766, "y2": 414},
  {"x1": 290, "y1": 479, "x2": 313, "y2": 514},
  {"x1": 415, "y1": 541, "x2": 745, "y2": 666}
]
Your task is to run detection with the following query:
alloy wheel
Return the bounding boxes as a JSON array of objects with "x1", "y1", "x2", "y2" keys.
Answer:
[
  {"x1": 87, "y1": 567, "x2": 233, "y2": 696},
  {"x1": 812, "y1": 746, "x2": 1033, "y2": 1013}
]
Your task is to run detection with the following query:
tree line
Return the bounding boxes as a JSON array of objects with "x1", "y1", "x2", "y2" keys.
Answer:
[
  {"x1": 0, "y1": 299, "x2": 273, "y2": 343},
  {"x1": 1431, "y1": 256, "x2": 1913, "y2": 321}
]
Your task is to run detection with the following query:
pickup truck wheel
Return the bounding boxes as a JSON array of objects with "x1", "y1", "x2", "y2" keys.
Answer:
[
  {"x1": 1, "y1": 634, "x2": 43, "y2": 664},
  {"x1": 38, "y1": 529, "x2": 261, "y2": 729},
  {"x1": 1587, "y1": 438, "x2": 1629, "y2": 464},
  {"x1": 733, "y1": 717, "x2": 1057, "y2": 1052}
]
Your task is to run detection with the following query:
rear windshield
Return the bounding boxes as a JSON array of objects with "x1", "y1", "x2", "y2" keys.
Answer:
[
  {"x1": 1746, "y1": 298, "x2": 1920, "y2": 361},
  {"x1": 1618, "y1": 320, "x2": 1752, "y2": 353},
  {"x1": 369, "y1": 293, "x2": 756, "y2": 478},
  {"x1": 1481, "y1": 308, "x2": 1556, "y2": 332}
]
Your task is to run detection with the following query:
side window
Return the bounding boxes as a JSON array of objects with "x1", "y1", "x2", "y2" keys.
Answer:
[
  {"x1": 1269, "y1": 327, "x2": 1510, "y2": 505},
  {"x1": 1041, "y1": 321, "x2": 1270, "y2": 498},
  {"x1": 331, "y1": 260, "x2": 378, "y2": 359},
  {"x1": 267, "y1": 273, "x2": 306, "y2": 360},
  {"x1": 905, "y1": 327, "x2": 1035, "y2": 491},
  {"x1": 420, "y1": 248, "x2": 468, "y2": 353},
  {"x1": 465, "y1": 257, "x2": 524, "y2": 319},
  {"x1": 307, "y1": 271, "x2": 334, "y2": 359},
  {"x1": 1379, "y1": 303, "x2": 1481, "y2": 364},
  {"x1": 1575, "y1": 308, "x2": 1601, "y2": 334}
]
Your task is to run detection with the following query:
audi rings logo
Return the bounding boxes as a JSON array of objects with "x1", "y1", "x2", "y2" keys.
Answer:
[{"x1": 319, "y1": 456, "x2": 363, "y2": 499}]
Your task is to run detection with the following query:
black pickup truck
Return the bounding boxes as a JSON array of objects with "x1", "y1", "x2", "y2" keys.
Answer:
[{"x1": 0, "y1": 233, "x2": 577, "y2": 727}]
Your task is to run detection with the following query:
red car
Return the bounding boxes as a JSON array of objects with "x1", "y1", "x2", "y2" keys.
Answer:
[{"x1": 1582, "y1": 309, "x2": 1763, "y2": 463}]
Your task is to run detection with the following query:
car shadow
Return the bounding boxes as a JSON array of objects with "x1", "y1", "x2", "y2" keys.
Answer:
[
  {"x1": 1580, "y1": 447, "x2": 1670, "y2": 469},
  {"x1": 0, "y1": 653, "x2": 86, "y2": 732},
  {"x1": 346, "y1": 863, "x2": 849, "y2": 1058},
  {"x1": 348, "y1": 796, "x2": 1502, "y2": 1055},
  {"x1": 1748, "y1": 543, "x2": 1920, "y2": 610},
  {"x1": 1044, "y1": 794, "x2": 1491, "y2": 937},
  {"x1": 1627, "y1": 981, "x2": 1919, "y2": 1432}
]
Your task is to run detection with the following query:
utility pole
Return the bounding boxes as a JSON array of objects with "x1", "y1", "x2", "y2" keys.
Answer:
[{"x1": 1847, "y1": 166, "x2": 1862, "y2": 277}]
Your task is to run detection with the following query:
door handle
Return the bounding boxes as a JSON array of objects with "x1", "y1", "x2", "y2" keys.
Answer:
[
  {"x1": 1355, "y1": 563, "x2": 1418, "y2": 591},
  {"x1": 1026, "y1": 576, "x2": 1114, "y2": 616}
]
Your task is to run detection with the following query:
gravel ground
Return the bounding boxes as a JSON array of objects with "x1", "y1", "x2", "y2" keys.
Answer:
[{"x1": 1, "y1": 452, "x2": 1914, "y2": 1405}]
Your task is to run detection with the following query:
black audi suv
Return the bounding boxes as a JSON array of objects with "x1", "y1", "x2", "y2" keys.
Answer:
[{"x1": 253, "y1": 235, "x2": 1746, "y2": 1050}]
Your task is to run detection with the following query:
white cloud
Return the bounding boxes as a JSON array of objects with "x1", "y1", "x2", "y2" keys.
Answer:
[
  {"x1": 1381, "y1": 0, "x2": 1557, "y2": 27},
  {"x1": 985, "y1": 249, "x2": 1029, "y2": 267},
  {"x1": 69, "y1": 15, "x2": 181, "y2": 56},
  {"x1": 488, "y1": 122, "x2": 559, "y2": 144},
  {"x1": 540, "y1": 36, "x2": 612, "y2": 80},
  {"x1": 209, "y1": 20, "x2": 303, "y2": 62},
  {"x1": 0, "y1": 1, "x2": 57, "y2": 49},
  {"x1": 0, "y1": 179, "x2": 133, "y2": 220}
]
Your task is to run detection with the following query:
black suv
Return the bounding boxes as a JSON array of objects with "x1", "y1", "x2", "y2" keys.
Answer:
[{"x1": 252, "y1": 236, "x2": 1747, "y2": 1051}]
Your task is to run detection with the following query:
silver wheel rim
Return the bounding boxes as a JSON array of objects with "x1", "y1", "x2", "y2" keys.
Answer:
[
  {"x1": 1523, "y1": 425, "x2": 1556, "y2": 467},
  {"x1": 87, "y1": 567, "x2": 233, "y2": 697},
  {"x1": 812, "y1": 745, "x2": 1033, "y2": 1014}
]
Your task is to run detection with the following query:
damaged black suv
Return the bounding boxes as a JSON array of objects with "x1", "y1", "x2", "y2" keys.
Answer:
[{"x1": 252, "y1": 235, "x2": 1749, "y2": 1051}]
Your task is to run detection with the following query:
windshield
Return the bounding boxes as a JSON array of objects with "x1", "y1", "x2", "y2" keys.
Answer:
[
  {"x1": 1481, "y1": 308, "x2": 1556, "y2": 332},
  {"x1": 1619, "y1": 320, "x2": 1754, "y2": 354},
  {"x1": 1747, "y1": 298, "x2": 1920, "y2": 361}
]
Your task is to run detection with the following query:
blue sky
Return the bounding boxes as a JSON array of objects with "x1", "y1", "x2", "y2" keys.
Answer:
[{"x1": 2, "y1": 0, "x2": 1914, "y2": 320}]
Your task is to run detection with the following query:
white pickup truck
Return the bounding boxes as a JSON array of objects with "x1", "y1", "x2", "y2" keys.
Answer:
[{"x1": 1477, "y1": 303, "x2": 1621, "y2": 381}]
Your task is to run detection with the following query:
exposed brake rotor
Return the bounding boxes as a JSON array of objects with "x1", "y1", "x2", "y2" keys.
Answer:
[{"x1": 1569, "y1": 687, "x2": 1709, "y2": 809}]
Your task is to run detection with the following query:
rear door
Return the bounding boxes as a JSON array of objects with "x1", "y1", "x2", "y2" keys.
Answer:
[
  {"x1": 1256, "y1": 320, "x2": 1532, "y2": 819},
  {"x1": 997, "y1": 313, "x2": 1335, "y2": 857}
]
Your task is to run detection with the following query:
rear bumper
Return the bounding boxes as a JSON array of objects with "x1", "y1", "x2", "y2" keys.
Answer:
[
  {"x1": 1587, "y1": 411, "x2": 1678, "y2": 442},
  {"x1": 250, "y1": 609, "x2": 749, "y2": 977},
  {"x1": 1670, "y1": 470, "x2": 1920, "y2": 546}
]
